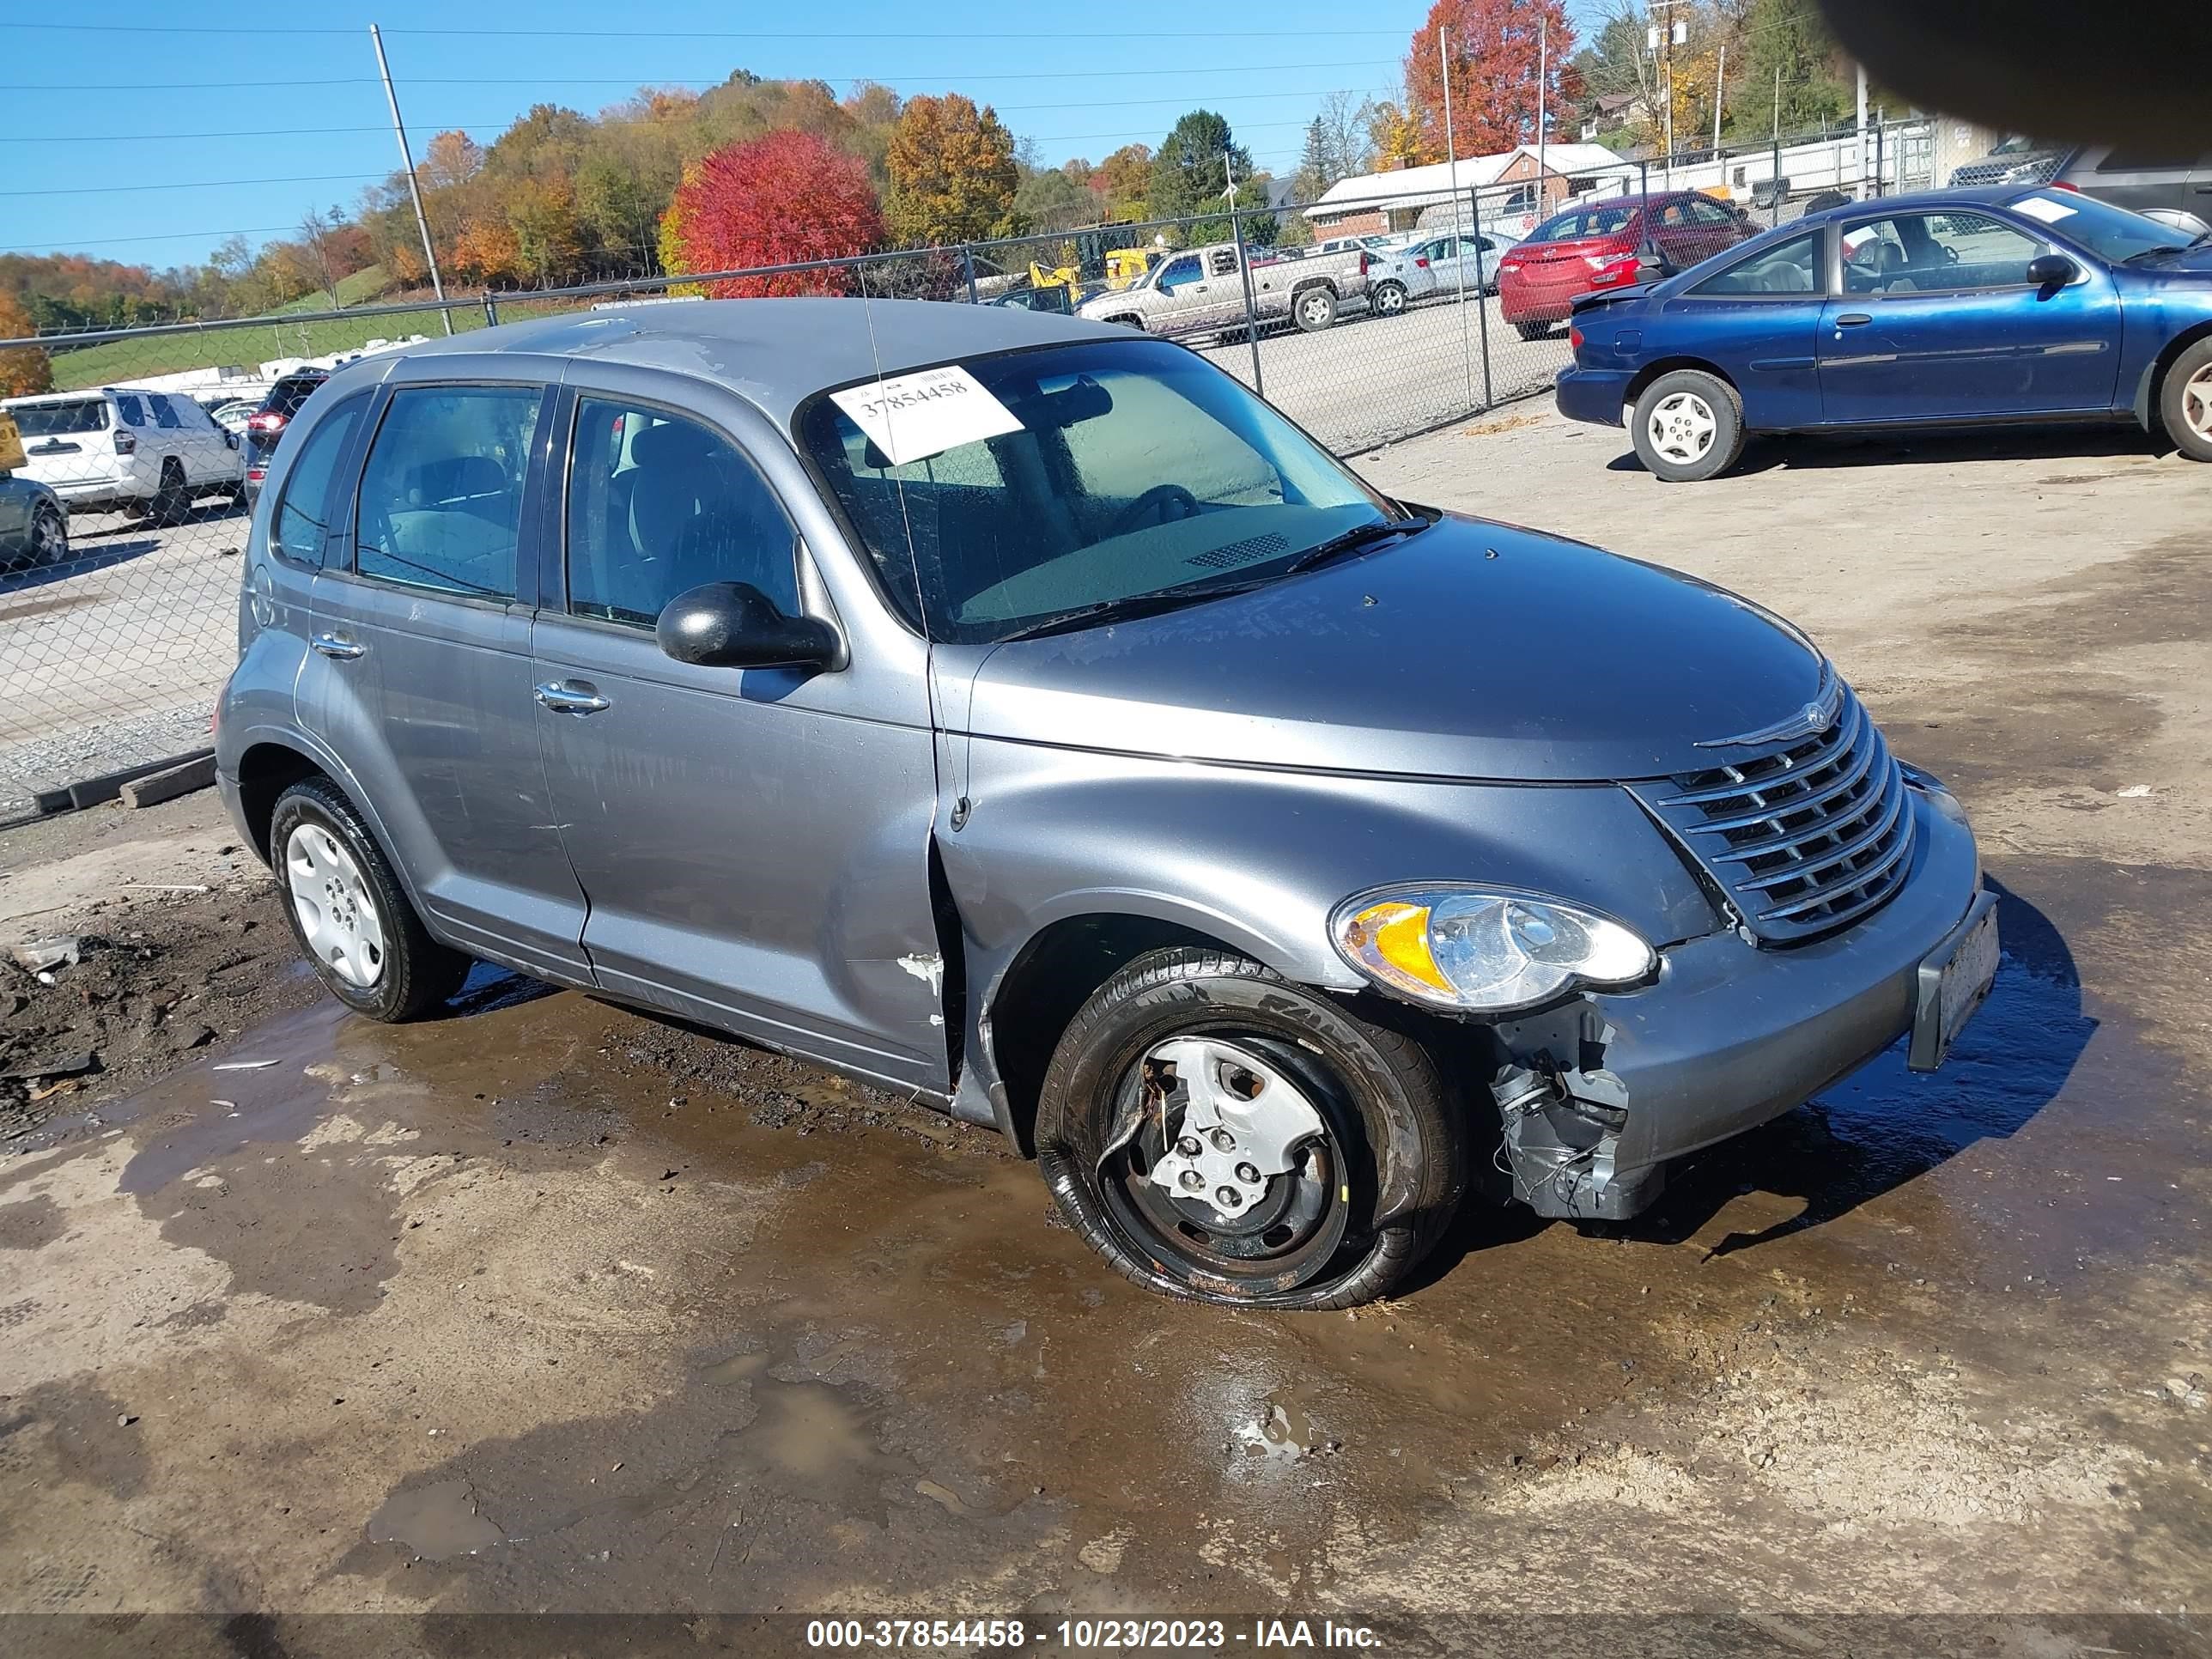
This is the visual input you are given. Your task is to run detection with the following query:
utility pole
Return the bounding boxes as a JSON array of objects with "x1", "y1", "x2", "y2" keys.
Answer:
[
  {"x1": 1649, "y1": 2, "x2": 1685, "y2": 189},
  {"x1": 1712, "y1": 41, "x2": 1725, "y2": 155},
  {"x1": 1535, "y1": 14, "x2": 1547, "y2": 214},
  {"x1": 1855, "y1": 62, "x2": 1869, "y2": 198},
  {"x1": 1439, "y1": 26, "x2": 1475, "y2": 409},
  {"x1": 369, "y1": 23, "x2": 452, "y2": 334}
]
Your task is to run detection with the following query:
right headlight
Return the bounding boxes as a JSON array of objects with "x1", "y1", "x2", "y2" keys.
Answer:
[{"x1": 1329, "y1": 884, "x2": 1656, "y2": 1014}]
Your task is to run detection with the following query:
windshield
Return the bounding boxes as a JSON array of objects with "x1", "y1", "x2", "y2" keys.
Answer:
[
  {"x1": 799, "y1": 337, "x2": 1398, "y2": 644},
  {"x1": 9, "y1": 399, "x2": 106, "y2": 438},
  {"x1": 2008, "y1": 190, "x2": 2199, "y2": 262}
]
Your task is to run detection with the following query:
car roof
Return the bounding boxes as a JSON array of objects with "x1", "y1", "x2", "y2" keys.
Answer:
[
  {"x1": 337, "y1": 297, "x2": 1133, "y2": 429},
  {"x1": 1, "y1": 387, "x2": 122, "y2": 406},
  {"x1": 1789, "y1": 184, "x2": 2044, "y2": 224}
]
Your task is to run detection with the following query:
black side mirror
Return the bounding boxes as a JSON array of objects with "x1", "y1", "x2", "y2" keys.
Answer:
[
  {"x1": 657, "y1": 581, "x2": 840, "y2": 671},
  {"x1": 2027, "y1": 252, "x2": 2079, "y2": 290}
]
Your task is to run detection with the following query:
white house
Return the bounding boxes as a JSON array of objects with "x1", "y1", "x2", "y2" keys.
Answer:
[{"x1": 1304, "y1": 143, "x2": 1638, "y2": 238}]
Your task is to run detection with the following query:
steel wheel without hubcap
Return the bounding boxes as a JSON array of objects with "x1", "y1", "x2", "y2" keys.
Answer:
[
  {"x1": 1646, "y1": 391, "x2": 1717, "y2": 467},
  {"x1": 285, "y1": 822, "x2": 386, "y2": 988},
  {"x1": 1100, "y1": 1034, "x2": 1350, "y2": 1291},
  {"x1": 2183, "y1": 364, "x2": 2212, "y2": 445}
]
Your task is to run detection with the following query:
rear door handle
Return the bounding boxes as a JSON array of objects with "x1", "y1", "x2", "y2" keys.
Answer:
[
  {"x1": 534, "y1": 680, "x2": 611, "y2": 714},
  {"x1": 311, "y1": 631, "x2": 364, "y2": 659},
  {"x1": 1835, "y1": 313, "x2": 1874, "y2": 326}
]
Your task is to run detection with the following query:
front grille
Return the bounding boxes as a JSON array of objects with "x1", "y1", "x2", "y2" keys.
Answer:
[{"x1": 1629, "y1": 686, "x2": 1915, "y2": 944}]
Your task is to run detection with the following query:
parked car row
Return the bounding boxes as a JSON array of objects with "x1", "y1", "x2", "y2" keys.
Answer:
[{"x1": 1553, "y1": 185, "x2": 2212, "y2": 479}]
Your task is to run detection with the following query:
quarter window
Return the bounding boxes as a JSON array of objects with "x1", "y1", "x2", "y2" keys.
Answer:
[
  {"x1": 353, "y1": 385, "x2": 539, "y2": 599},
  {"x1": 270, "y1": 393, "x2": 368, "y2": 568},
  {"x1": 1842, "y1": 212, "x2": 2041, "y2": 294},
  {"x1": 149, "y1": 394, "x2": 183, "y2": 428},
  {"x1": 1692, "y1": 230, "x2": 1822, "y2": 295},
  {"x1": 565, "y1": 398, "x2": 799, "y2": 628},
  {"x1": 112, "y1": 393, "x2": 145, "y2": 427}
]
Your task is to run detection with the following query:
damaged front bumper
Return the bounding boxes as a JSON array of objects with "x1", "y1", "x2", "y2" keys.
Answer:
[{"x1": 1489, "y1": 780, "x2": 1985, "y2": 1220}]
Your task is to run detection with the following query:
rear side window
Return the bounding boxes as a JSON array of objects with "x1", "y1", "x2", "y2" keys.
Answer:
[
  {"x1": 149, "y1": 394, "x2": 183, "y2": 429},
  {"x1": 270, "y1": 393, "x2": 368, "y2": 568},
  {"x1": 353, "y1": 386, "x2": 540, "y2": 600},
  {"x1": 1692, "y1": 230, "x2": 1822, "y2": 296},
  {"x1": 9, "y1": 400, "x2": 106, "y2": 437},
  {"x1": 112, "y1": 393, "x2": 146, "y2": 427},
  {"x1": 565, "y1": 398, "x2": 799, "y2": 627},
  {"x1": 270, "y1": 377, "x2": 326, "y2": 418},
  {"x1": 2095, "y1": 149, "x2": 2202, "y2": 173}
]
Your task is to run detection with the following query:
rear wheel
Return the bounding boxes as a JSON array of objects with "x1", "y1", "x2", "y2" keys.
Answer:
[
  {"x1": 1292, "y1": 286, "x2": 1338, "y2": 332},
  {"x1": 149, "y1": 460, "x2": 190, "y2": 527},
  {"x1": 1631, "y1": 368, "x2": 1747, "y2": 483},
  {"x1": 270, "y1": 776, "x2": 471, "y2": 1022},
  {"x1": 1370, "y1": 280, "x2": 1407, "y2": 317},
  {"x1": 2160, "y1": 337, "x2": 2212, "y2": 463},
  {"x1": 1036, "y1": 947, "x2": 1465, "y2": 1309},
  {"x1": 1514, "y1": 319, "x2": 1553, "y2": 342}
]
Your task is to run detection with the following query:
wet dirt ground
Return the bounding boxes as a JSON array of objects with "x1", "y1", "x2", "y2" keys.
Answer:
[{"x1": 4, "y1": 415, "x2": 2211, "y2": 1653}]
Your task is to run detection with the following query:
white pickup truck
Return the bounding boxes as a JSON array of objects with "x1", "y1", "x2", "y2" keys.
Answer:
[{"x1": 1076, "y1": 240, "x2": 1372, "y2": 339}]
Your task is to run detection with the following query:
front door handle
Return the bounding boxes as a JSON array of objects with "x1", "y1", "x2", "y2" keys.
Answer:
[
  {"x1": 1834, "y1": 313, "x2": 1874, "y2": 326},
  {"x1": 534, "y1": 680, "x2": 611, "y2": 715},
  {"x1": 311, "y1": 631, "x2": 365, "y2": 659}
]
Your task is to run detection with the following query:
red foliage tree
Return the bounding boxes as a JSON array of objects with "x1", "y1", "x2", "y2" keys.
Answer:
[
  {"x1": 667, "y1": 129, "x2": 886, "y2": 298},
  {"x1": 1404, "y1": 0, "x2": 1577, "y2": 161}
]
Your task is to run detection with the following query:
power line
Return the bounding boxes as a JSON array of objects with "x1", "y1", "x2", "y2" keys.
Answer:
[
  {"x1": 4, "y1": 60, "x2": 1403, "y2": 93},
  {"x1": 0, "y1": 173, "x2": 385, "y2": 198}
]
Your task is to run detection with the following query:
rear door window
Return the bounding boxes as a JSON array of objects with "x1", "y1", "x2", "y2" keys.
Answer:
[
  {"x1": 270, "y1": 393, "x2": 368, "y2": 568},
  {"x1": 352, "y1": 386, "x2": 541, "y2": 600},
  {"x1": 149, "y1": 394, "x2": 184, "y2": 429}
]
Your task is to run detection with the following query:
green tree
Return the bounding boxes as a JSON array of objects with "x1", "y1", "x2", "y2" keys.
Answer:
[
  {"x1": 1150, "y1": 110, "x2": 1273, "y2": 243},
  {"x1": 1732, "y1": 0, "x2": 1851, "y2": 136},
  {"x1": 885, "y1": 93, "x2": 1020, "y2": 246},
  {"x1": 1011, "y1": 165, "x2": 1094, "y2": 234}
]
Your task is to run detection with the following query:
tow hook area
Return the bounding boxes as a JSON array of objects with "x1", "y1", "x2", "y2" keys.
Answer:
[{"x1": 1492, "y1": 1024, "x2": 1662, "y2": 1222}]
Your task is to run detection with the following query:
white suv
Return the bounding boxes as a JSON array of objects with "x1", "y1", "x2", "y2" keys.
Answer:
[{"x1": 1, "y1": 386, "x2": 244, "y2": 522}]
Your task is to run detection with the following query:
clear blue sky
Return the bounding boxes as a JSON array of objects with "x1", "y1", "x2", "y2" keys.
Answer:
[{"x1": 0, "y1": 1, "x2": 1607, "y2": 267}]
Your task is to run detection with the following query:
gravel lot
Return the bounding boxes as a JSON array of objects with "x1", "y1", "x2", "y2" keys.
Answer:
[{"x1": 3, "y1": 400, "x2": 2209, "y2": 1649}]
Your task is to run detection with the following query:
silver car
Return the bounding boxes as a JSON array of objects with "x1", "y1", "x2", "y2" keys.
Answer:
[{"x1": 217, "y1": 300, "x2": 1997, "y2": 1309}]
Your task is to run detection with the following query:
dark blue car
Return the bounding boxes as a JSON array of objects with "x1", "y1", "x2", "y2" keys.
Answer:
[{"x1": 1554, "y1": 185, "x2": 2212, "y2": 481}]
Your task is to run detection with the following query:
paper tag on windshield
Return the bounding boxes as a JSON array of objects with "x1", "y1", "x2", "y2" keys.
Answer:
[
  {"x1": 2013, "y1": 196, "x2": 2077, "y2": 224},
  {"x1": 828, "y1": 366, "x2": 1023, "y2": 466}
]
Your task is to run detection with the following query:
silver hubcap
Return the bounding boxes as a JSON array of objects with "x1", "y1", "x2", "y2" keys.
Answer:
[
  {"x1": 1145, "y1": 1037, "x2": 1325, "y2": 1219},
  {"x1": 1299, "y1": 295, "x2": 1328, "y2": 325},
  {"x1": 1378, "y1": 286, "x2": 1402, "y2": 312},
  {"x1": 1648, "y1": 391, "x2": 1718, "y2": 465},
  {"x1": 285, "y1": 822, "x2": 386, "y2": 988},
  {"x1": 2183, "y1": 364, "x2": 2212, "y2": 441}
]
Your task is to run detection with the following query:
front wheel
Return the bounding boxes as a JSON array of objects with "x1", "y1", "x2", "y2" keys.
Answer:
[
  {"x1": 1292, "y1": 286, "x2": 1337, "y2": 332},
  {"x1": 1036, "y1": 948, "x2": 1465, "y2": 1310},
  {"x1": 2160, "y1": 337, "x2": 2212, "y2": 463},
  {"x1": 270, "y1": 776, "x2": 472, "y2": 1021},
  {"x1": 1630, "y1": 368, "x2": 1747, "y2": 483},
  {"x1": 27, "y1": 502, "x2": 68, "y2": 568}
]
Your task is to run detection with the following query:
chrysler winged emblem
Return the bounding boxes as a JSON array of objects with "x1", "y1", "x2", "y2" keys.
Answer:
[{"x1": 1695, "y1": 665, "x2": 1844, "y2": 749}]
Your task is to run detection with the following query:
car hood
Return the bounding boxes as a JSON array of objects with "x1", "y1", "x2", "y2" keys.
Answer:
[{"x1": 945, "y1": 513, "x2": 1829, "y2": 783}]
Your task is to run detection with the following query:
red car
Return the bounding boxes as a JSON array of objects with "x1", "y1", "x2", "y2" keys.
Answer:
[{"x1": 1497, "y1": 191, "x2": 1760, "y2": 340}]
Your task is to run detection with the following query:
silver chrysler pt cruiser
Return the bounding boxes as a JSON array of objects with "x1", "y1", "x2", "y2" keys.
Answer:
[{"x1": 216, "y1": 299, "x2": 1996, "y2": 1308}]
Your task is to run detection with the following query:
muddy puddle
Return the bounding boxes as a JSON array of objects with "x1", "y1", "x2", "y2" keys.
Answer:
[{"x1": 3, "y1": 845, "x2": 2206, "y2": 1618}]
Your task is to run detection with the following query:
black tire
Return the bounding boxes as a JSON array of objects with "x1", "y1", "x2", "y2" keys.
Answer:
[
  {"x1": 2157, "y1": 336, "x2": 2212, "y2": 463},
  {"x1": 1630, "y1": 368, "x2": 1747, "y2": 483},
  {"x1": 1514, "y1": 319, "x2": 1553, "y2": 342},
  {"x1": 1035, "y1": 947, "x2": 1465, "y2": 1310},
  {"x1": 27, "y1": 501, "x2": 67, "y2": 569},
  {"x1": 149, "y1": 460, "x2": 190, "y2": 527},
  {"x1": 269, "y1": 775, "x2": 471, "y2": 1022},
  {"x1": 1105, "y1": 313, "x2": 1145, "y2": 331},
  {"x1": 1291, "y1": 285, "x2": 1337, "y2": 332},
  {"x1": 1370, "y1": 280, "x2": 1407, "y2": 318}
]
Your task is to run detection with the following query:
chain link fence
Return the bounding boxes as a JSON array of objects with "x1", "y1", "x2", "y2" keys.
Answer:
[{"x1": 0, "y1": 118, "x2": 1932, "y2": 818}]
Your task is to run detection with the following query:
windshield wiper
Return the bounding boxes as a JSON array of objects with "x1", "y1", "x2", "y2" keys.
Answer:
[
  {"x1": 2123, "y1": 242, "x2": 2192, "y2": 262},
  {"x1": 1279, "y1": 515, "x2": 1427, "y2": 576},
  {"x1": 997, "y1": 577, "x2": 1271, "y2": 641}
]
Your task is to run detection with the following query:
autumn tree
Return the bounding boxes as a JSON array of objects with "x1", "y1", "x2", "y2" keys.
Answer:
[
  {"x1": 885, "y1": 94, "x2": 1019, "y2": 246},
  {"x1": 1404, "y1": 0, "x2": 1577, "y2": 159},
  {"x1": 665, "y1": 129, "x2": 886, "y2": 296},
  {"x1": 0, "y1": 291, "x2": 51, "y2": 397},
  {"x1": 1094, "y1": 144, "x2": 1152, "y2": 218},
  {"x1": 419, "y1": 130, "x2": 483, "y2": 191}
]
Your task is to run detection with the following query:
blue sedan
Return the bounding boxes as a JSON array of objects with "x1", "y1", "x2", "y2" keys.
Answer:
[{"x1": 1554, "y1": 185, "x2": 2212, "y2": 481}]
